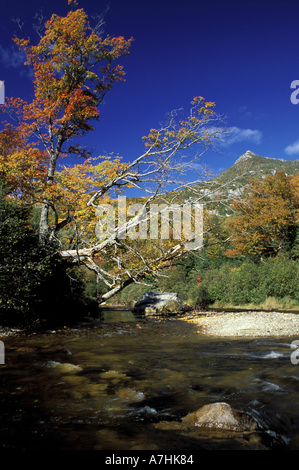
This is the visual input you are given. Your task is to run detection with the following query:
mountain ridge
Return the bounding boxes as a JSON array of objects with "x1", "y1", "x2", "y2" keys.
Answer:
[
  {"x1": 217, "y1": 150, "x2": 299, "y2": 182},
  {"x1": 185, "y1": 150, "x2": 299, "y2": 214},
  {"x1": 125, "y1": 151, "x2": 299, "y2": 211},
  {"x1": 201, "y1": 150, "x2": 299, "y2": 192}
]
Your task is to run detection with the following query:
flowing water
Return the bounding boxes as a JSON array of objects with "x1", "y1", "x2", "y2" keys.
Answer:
[{"x1": 1, "y1": 309, "x2": 299, "y2": 450}]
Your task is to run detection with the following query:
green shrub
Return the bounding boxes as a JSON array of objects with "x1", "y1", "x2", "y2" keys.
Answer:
[
  {"x1": 261, "y1": 257, "x2": 299, "y2": 300},
  {"x1": 192, "y1": 257, "x2": 298, "y2": 308}
]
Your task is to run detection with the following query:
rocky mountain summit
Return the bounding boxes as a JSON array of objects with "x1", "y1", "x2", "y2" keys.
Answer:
[
  {"x1": 192, "y1": 150, "x2": 299, "y2": 214},
  {"x1": 216, "y1": 150, "x2": 299, "y2": 185}
]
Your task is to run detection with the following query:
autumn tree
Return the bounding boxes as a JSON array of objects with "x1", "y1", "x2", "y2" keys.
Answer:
[
  {"x1": 0, "y1": 1, "x2": 226, "y2": 304},
  {"x1": 225, "y1": 171, "x2": 299, "y2": 260},
  {"x1": 57, "y1": 97, "x2": 226, "y2": 301},
  {"x1": 1, "y1": 2, "x2": 132, "y2": 242}
]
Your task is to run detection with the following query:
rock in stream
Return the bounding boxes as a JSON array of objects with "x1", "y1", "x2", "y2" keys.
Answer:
[{"x1": 132, "y1": 291, "x2": 185, "y2": 316}]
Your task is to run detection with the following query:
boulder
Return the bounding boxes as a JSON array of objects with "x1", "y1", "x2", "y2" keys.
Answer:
[
  {"x1": 156, "y1": 402, "x2": 257, "y2": 433},
  {"x1": 181, "y1": 402, "x2": 258, "y2": 432},
  {"x1": 154, "y1": 402, "x2": 268, "y2": 449},
  {"x1": 132, "y1": 291, "x2": 185, "y2": 316}
]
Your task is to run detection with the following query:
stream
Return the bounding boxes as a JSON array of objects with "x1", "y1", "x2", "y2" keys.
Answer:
[{"x1": 1, "y1": 308, "x2": 299, "y2": 450}]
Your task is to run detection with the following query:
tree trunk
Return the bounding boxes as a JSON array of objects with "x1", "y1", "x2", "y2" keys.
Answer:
[
  {"x1": 99, "y1": 278, "x2": 135, "y2": 304},
  {"x1": 39, "y1": 200, "x2": 50, "y2": 244},
  {"x1": 38, "y1": 145, "x2": 61, "y2": 244}
]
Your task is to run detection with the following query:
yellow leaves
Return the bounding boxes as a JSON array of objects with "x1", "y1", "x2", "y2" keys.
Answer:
[
  {"x1": 191, "y1": 96, "x2": 215, "y2": 113},
  {"x1": 0, "y1": 124, "x2": 49, "y2": 202},
  {"x1": 226, "y1": 171, "x2": 299, "y2": 259},
  {"x1": 92, "y1": 155, "x2": 127, "y2": 183},
  {"x1": 290, "y1": 173, "x2": 299, "y2": 218},
  {"x1": 142, "y1": 96, "x2": 217, "y2": 152},
  {"x1": 42, "y1": 154, "x2": 130, "y2": 235},
  {"x1": 142, "y1": 128, "x2": 162, "y2": 149}
]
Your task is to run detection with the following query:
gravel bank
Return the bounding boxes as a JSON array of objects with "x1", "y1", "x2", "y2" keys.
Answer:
[{"x1": 183, "y1": 311, "x2": 299, "y2": 338}]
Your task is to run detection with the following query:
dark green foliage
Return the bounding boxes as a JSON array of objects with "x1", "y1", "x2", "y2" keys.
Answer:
[
  {"x1": 193, "y1": 257, "x2": 299, "y2": 307},
  {"x1": 112, "y1": 252, "x2": 299, "y2": 309},
  {"x1": 0, "y1": 183, "x2": 98, "y2": 329}
]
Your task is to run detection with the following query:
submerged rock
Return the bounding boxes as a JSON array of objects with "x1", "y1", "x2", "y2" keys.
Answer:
[
  {"x1": 45, "y1": 361, "x2": 83, "y2": 374},
  {"x1": 117, "y1": 388, "x2": 145, "y2": 402},
  {"x1": 132, "y1": 291, "x2": 185, "y2": 316},
  {"x1": 101, "y1": 370, "x2": 129, "y2": 382}
]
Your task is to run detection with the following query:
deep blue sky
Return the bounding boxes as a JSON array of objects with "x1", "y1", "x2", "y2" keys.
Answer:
[{"x1": 1, "y1": 0, "x2": 299, "y2": 178}]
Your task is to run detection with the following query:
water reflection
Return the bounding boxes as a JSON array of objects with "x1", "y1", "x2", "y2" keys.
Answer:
[
  {"x1": 1, "y1": 313, "x2": 299, "y2": 450},
  {"x1": 100, "y1": 308, "x2": 137, "y2": 323}
]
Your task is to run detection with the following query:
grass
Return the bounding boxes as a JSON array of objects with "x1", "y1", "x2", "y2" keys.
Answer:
[{"x1": 210, "y1": 296, "x2": 299, "y2": 312}]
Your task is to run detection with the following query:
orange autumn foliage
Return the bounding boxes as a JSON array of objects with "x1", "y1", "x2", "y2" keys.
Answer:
[
  {"x1": 11, "y1": 8, "x2": 132, "y2": 138},
  {"x1": 225, "y1": 171, "x2": 299, "y2": 259},
  {"x1": 0, "y1": 3, "x2": 132, "y2": 242}
]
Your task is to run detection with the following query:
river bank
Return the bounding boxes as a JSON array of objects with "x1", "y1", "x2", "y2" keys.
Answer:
[
  {"x1": 1, "y1": 308, "x2": 299, "y2": 339},
  {"x1": 180, "y1": 310, "x2": 299, "y2": 338}
]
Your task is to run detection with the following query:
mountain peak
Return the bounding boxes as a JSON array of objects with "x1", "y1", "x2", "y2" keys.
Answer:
[
  {"x1": 234, "y1": 150, "x2": 257, "y2": 164},
  {"x1": 234, "y1": 150, "x2": 289, "y2": 166},
  {"x1": 214, "y1": 150, "x2": 299, "y2": 187}
]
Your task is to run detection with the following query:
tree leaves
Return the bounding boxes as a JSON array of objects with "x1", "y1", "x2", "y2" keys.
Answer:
[
  {"x1": 0, "y1": 2, "x2": 225, "y2": 302},
  {"x1": 1, "y1": 3, "x2": 132, "y2": 243},
  {"x1": 225, "y1": 171, "x2": 299, "y2": 260}
]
